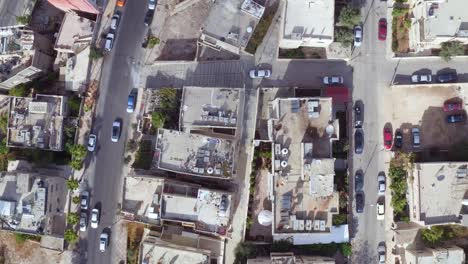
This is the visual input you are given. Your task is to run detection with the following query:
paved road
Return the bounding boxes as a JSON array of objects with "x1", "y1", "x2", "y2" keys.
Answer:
[{"x1": 80, "y1": 1, "x2": 148, "y2": 263}]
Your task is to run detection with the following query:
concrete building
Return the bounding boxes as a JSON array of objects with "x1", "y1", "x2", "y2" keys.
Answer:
[
  {"x1": 179, "y1": 87, "x2": 240, "y2": 132},
  {"x1": 405, "y1": 245, "x2": 465, "y2": 263},
  {"x1": 47, "y1": 0, "x2": 99, "y2": 14},
  {"x1": 54, "y1": 12, "x2": 94, "y2": 54},
  {"x1": 279, "y1": 0, "x2": 334, "y2": 49},
  {"x1": 409, "y1": 0, "x2": 468, "y2": 52},
  {"x1": 248, "y1": 252, "x2": 335, "y2": 264},
  {"x1": 6, "y1": 94, "x2": 66, "y2": 151},
  {"x1": 122, "y1": 176, "x2": 233, "y2": 237},
  {"x1": 154, "y1": 129, "x2": 236, "y2": 179}
]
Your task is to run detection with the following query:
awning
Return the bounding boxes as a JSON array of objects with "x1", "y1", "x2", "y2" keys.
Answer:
[{"x1": 325, "y1": 86, "x2": 349, "y2": 103}]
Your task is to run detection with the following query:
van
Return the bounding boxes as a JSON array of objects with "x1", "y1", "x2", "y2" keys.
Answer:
[
  {"x1": 104, "y1": 33, "x2": 115, "y2": 51},
  {"x1": 412, "y1": 127, "x2": 420, "y2": 147}
]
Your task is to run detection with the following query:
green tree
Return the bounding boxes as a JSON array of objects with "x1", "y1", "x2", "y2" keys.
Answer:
[
  {"x1": 338, "y1": 7, "x2": 361, "y2": 28},
  {"x1": 334, "y1": 28, "x2": 354, "y2": 47},
  {"x1": 0, "y1": 138, "x2": 8, "y2": 155},
  {"x1": 69, "y1": 144, "x2": 86, "y2": 159},
  {"x1": 421, "y1": 226, "x2": 445, "y2": 246},
  {"x1": 72, "y1": 196, "x2": 80, "y2": 204},
  {"x1": 332, "y1": 214, "x2": 348, "y2": 226},
  {"x1": 66, "y1": 179, "x2": 79, "y2": 191},
  {"x1": 89, "y1": 46, "x2": 104, "y2": 59},
  {"x1": 0, "y1": 113, "x2": 8, "y2": 134},
  {"x1": 339, "y1": 243, "x2": 352, "y2": 256},
  {"x1": 15, "y1": 15, "x2": 31, "y2": 25},
  {"x1": 147, "y1": 36, "x2": 160, "y2": 49},
  {"x1": 70, "y1": 160, "x2": 83, "y2": 170},
  {"x1": 9, "y1": 84, "x2": 29, "y2": 97},
  {"x1": 234, "y1": 242, "x2": 257, "y2": 264},
  {"x1": 392, "y1": 7, "x2": 409, "y2": 17},
  {"x1": 64, "y1": 229, "x2": 78, "y2": 243},
  {"x1": 440, "y1": 41, "x2": 465, "y2": 62},
  {"x1": 67, "y1": 212, "x2": 80, "y2": 225},
  {"x1": 151, "y1": 112, "x2": 166, "y2": 129},
  {"x1": 157, "y1": 88, "x2": 178, "y2": 110}
]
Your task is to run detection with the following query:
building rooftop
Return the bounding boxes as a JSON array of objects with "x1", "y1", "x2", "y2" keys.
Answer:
[
  {"x1": 180, "y1": 87, "x2": 240, "y2": 131},
  {"x1": 7, "y1": 95, "x2": 65, "y2": 151},
  {"x1": 411, "y1": 162, "x2": 468, "y2": 226},
  {"x1": 405, "y1": 245, "x2": 465, "y2": 264},
  {"x1": 248, "y1": 253, "x2": 335, "y2": 264},
  {"x1": 141, "y1": 240, "x2": 210, "y2": 264},
  {"x1": 54, "y1": 12, "x2": 94, "y2": 54},
  {"x1": 154, "y1": 129, "x2": 235, "y2": 179}
]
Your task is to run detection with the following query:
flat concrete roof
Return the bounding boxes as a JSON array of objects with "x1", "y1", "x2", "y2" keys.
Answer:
[
  {"x1": 141, "y1": 241, "x2": 210, "y2": 264},
  {"x1": 180, "y1": 87, "x2": 240, "y2": 130},
  {"x1": 412, "y1": 162, "x2": 468, "y2": 225},
  {"x1": 419, "y1": 0, "x2": 468, "y2": 40},
  {"x1": 122, "y1": 176, "x2": 165, "y2": 220},
  {"x1": 55, "y1": 12, "x2": 94, "y2": 53},
  {"x1": 155, "y1": 129, "x2": 235, "y2": 179}
]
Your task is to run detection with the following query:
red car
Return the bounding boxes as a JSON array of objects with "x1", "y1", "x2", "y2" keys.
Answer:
[
  {"x1": 383, "y1": 128, "x2": 392, "y2": 149},
  {"x1": 378, "y1": 18, "x2": 387, "y2": 41},
  {"x1": 443, "y1": 101, "x2": 463, "y2": 112}
]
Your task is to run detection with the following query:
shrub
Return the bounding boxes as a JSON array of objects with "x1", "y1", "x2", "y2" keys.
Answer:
[
  {"x1": 332, "y1": 214, "x2": 348, "y2": 226},
  {"x1": 89, "y1": 46, "x2": 104, "y2": 59},
  {"x1": 16, "y1": 15, "x2": 31, "y2": 25},
  {"x1": 67, "y1": 212, "x2": 80, "y2": 225},
  {"x1": 338, "y1": 7, "x2": 361, "y2": 29},
  {"x1": 334, "y1": 28, "x2": 354, "y2": 47},
  {"x1": 151, "y1": 112, "x2": 166, "y2": 129},
  {"x1": 148, "y1": 36, "x2": 160, "y2": 49},
  {"x1": 72, "y1": 196, "x2": 80, "y2": 204},
  {"x1": 64, "y1": 229, "x2": 78, "y2": 243},
  {"x1": 392, "y1": 7, "x2": 409, "y2": 18},
  {"x1": 126, "y1": 139, "x2": 138, "y2": 153},
  {"x1": 9, "y1": 84, "x2": 29, "y2": 97},
  {"x1": 234, "y1": 242, "x2": 257, "y2": 264},
  {"x1": 68, "y1": 144, "x2": 87, "y2": 170},
  {"x1": 339, "y1": 243, "x2": 352, "y2": 256},
  {"x1": 440, "y1": 41, "x2": 465, "y2": 62},
  {"x1": 14, "y1": 233, "x2": 40, "y2": 244},
  {"x1": 421, "y1": 226, "x2": 446, "y2": 246},
  {"x1": 68, "y1": 95, "x2": 82, "y2": 117},
  {"x1": 66, "y1": 179, "x2": 79, "y2": 191}
]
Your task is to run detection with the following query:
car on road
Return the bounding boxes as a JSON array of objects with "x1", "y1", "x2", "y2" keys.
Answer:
[
  {"x1": 383, "y1": 128, "x2": 392, "y2": 150},
  {"x1": 127, "y1": 93, "x2": 136, "y2": 113},
  {"x1": 443, "y1": 101, "x2": 463, "y2": 112},
  {"x1": 104, "y1": 32, "x2": 115, "y2": 52},
  {"x1": 148, "y1": 0, "x2": 156, "y2": 10},
  {"x1": 377, "y1": 173, "x2": 386, "y2": 194},
  {"x1": 377, "y1": 201, "x2": 385, "y2": 220},
  {"x1": 90, "y1": 208, "x2": 100, "y2": 229},
  {"x1": 116, "y1": 0, "x2": 125, "y2": 7},
  {"x1": 411, "y1": 74, "x2": 432, "y2": 83},
  {"x1": 110, "y1": 14, "x2": 120, "y2": 31},
  {"x1": 412, "y1": 127, "x2": 420, "y2": 148},
  {"x1": 447, "y1": 114, "x2": 465, "y2": 123},
  {"x1": 355, "y1": 192, "x2": 364, "y2": 213},
  {"x1": 111, "y1": 120, "x2": 121, "y2": 142},
  {"x1": 394, "y1": 130, "x2": 403, "y2": 148},
  {"x1": 355, "y1": 171, "x2": 364, "y2": 192},
  {"x1": 378, "y1": 244, "x2": 386, "y2": 263},
  {"x1": 99, "y1": 232, "x2": 109, "y2": 252},
  {"x1": 354, "y1": 25, "x2": 362, "y2": 47},
  {"x1": 80, "y1": 191, "x2": 89, "y2": 210},
  {"x1": 354, "y1": 102, "x2": 363, "y2": 128},
  {"x1": 354, "y1": 129, "x2": 364, "y2": 154},
  {"x1": 322, "y1": 76, "x2": 344, "y2": 85},
  {"x1": 249, "y1": 68, "x2": 271, "y2": 79},
  {"x1": 436, "y1": 72, "x2": 457, "y2": 83},
  {"x1": 79, "y1": 212, "x2": 88, "y2": 232},
  {"x1": 144, "y1": 10, "x2": 154, "y2": 26},
  {"x1": 378, "y1": 18, "x2": 387, "y2": 40},
  {"x1": 87, "y1": 134, "x2": 97, "y2": 152}
]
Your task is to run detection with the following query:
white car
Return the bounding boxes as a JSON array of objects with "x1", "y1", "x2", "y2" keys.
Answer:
[
  {"x1": 87, "y1": 134, "x2": 97, "y2": 152},
  {"x1": 99, "y1": 232, "x2": 109, "y2": 252},
  {"x1": 377, "y1": 201, "x2": 385, "y2": 220},
  {"x1": 354, "y1": 25, "x2": 362, "y2": 47},
  {"x1": 411, "y1": 74, "x2": 432, "y2": 83},
  {"x1": 79, "y1": 213, "x2": 87, "y2": 232},
  {"x1": 377, "y1": 173, "x2": 386, "y2": 194},
  {"x1": 90, "y1": 208, "x2": 100, "y2": 229},
  {"x1": 104, "y1": 32, "x2": 115, "y2": 52},
  {"x1": 148, "y1": 0, "x2": 156, "y2": 10},
  {"x1": 378, "y1": 244, "x2": 386, "y2": 263},
  {"x1": 110, "y1": 14, "x2": 120, "y2": 31},
  {"x1": 323, "y1": 76, "x2": 344, "y2": 85},
  {"x1": 80, "y1": 191, "x2": 89, "y2": 210},
  {"x1": 249, "y1": 69, "x2": 271, "y2": 79}
]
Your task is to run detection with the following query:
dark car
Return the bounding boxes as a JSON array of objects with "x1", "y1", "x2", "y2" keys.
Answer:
[
  {"x1": 447, "y1": 114, "x2": 465, "y2": 123},
  {"x1": 437, "y1": 72, "x2": 457, "y2": 83},
  {"x1": 355, "y1": 192, "x2": 364, "y2": 213},
  {"x1": 354, "y1": 102, "x2": 363, "y2": 128},
  {"x1": 394, "y1": 130, "x2": 403, "y2": 148},
  {"x1": 378, "y1": 18, "x2": 387, "y2": 40},
  {"x1": 355, "y1": 171, "x2": 364, "y2": 192},
  {"x1": 144, "y1": 10, "x2": 154, "y2": 26},
  {"x1": 355, "y1": 129, "x2": 364, "y2": 154}
]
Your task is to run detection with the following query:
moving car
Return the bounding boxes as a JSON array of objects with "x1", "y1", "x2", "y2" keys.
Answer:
[
  {"x1": 355, "y1": 192, "x2": 364, "y2": 213},
  {"x1": 447, "y1": 114, "x2": 465, "y2": 123},
  {"x1": 394, "y1": 130, "x2": 403, "y2": 148},
  {"x1": 111, "y1": 120, "x2": 121, "y2": 142},
  {"x1": 110, "y1": 14, "x2": 120, "y2": 31},
  {"x1": 378, "y1": 18, "x2": 387, "y2": 40},
  {"x1": 378, "y1": 244, "x2": 386, "y2": 264},
  {"x1": 383, "y1": 128, "x2": 392, "y2": 150},
  {"x1": 127, "y1": 93, "x2": 136, "y2": 113},
  {"x1": 104, "y1": 33, "x2": 115, "y2": 52},
  {"x1": 79, "y1": 213, "x2": 87, "y2": 232},
  {"x1": 354, "y1": 25, "x2": 362, "y2": 47},
  {"x1": 80, "y1": 191, "x2": 89, "y2": 210},
  {"x1": 377, "y1": 201, "x2": 385, "y2": 220},
  {"x1": 144, "y1": 10, "x2": 154, "y2": 26},
  {"x1": 355, "y1": 171, "x2": 364, "y2": 192},
  {"x1": 148, "y1": 0, "x2": 156, "y2": 10},
  {"x1": 377, "y1": 173, "x2": 386, "y2": 194},
  {"x1": 90, "y1": 208, "x2": 100, "y2": 229},
  {"x1": 87, "y1": 134, "x2": 97, "y2": 152},
  {"x1": 443, "y1": 101, "x2": 463, "y2": 112},
  {"x1": 116, "y1": 0, "x2": 125, "y2": 7},
  {"x1": 437, "y1": 72, "x2": 457, "y2": 83},
  {"x1": 354, "y1": 102, "x2": 363, "y2": 128},
  {"x1": 249, "y1": 68, "x2": 271, "y2": 79},
  {"x1": 322, "y1": 76, "x2": 344, "y2": 85},
  {"x1": 354, "y1": 129, "x2": 364, "y2": 154},
  {"x1": 411, "y1": 74, "x2": 432, "y2": 83},
  {"x1": 99, "y1": 232, "x2": 109, "y2": 252},
  {"x1": 412, "y1": 127, "x2": 420, "y2": 148}
]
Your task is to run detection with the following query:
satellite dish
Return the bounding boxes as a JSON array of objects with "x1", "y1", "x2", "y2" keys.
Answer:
[
  {"x1": 247, "y1": 26, "x2": 253, "y2": 33},
  {"x1": 207, "y1": 167, "x2": 214, "y2": 174},
  {"x1": 258, "y1": 210, "x2": 272, "y2": 226},
  {"x1": 281, "y1": 148, "x2": 289, "y2": 155},
  {"x1": 326, "y1": 124, "x2": 334, "y2": 136},
  {"x1": 281, "y1": 160, "x2": 288, "y2": 168}
]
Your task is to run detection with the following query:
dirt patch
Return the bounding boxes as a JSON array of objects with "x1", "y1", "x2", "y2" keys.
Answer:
[
  {"x1": 278, "y1": 47, "x2": 326, "y2": 59},
  {"x1": 127, "y1": 222, "x2": 146, "y2": 264},
  {"x1": 392, "y1": 14, "x2": 410, "y2": 53}
]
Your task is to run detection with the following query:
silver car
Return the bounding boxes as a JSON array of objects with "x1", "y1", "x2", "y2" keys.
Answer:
[
  {"x1": 79, "y1": 212, "x2": 87, "y2": 232},
  {"x1": 99, "y1": 232, "x2": 109, "y2": 252},
  {"x1": 87, "y1": 134, "x2": 97, "y2": 152},
  {"x1": 323, "y1": 76, "x2": 344, "y2": 85},
  {"x1": 111, "y1": 120, "x2": 121, "y2": 142},
  {"x1": 91, "y1": 208, "x2": 100, "y2": 229},
  {"x1": 110, "y1": 14, "x2": 120, "y2": 31},
  {"x1": 354, "y1": 25, "x2": 362, "y2": 47},
  {"x1": 249, "y1": 69, "x2": 271, "y2": 79},
  {"x1": 412, "y1": 127, "x2": 420, "y2": 148},
  {"x1": 377, "y1": 173, "x2": 386, "y2": 194},
  {"x1": 104, "y1": 32, "x2": 115, "y2": 52}
]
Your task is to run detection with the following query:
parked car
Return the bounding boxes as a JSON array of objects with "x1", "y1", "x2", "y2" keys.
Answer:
[
  {"x1": 90, "y1": 208, "x2": 100, "y2": 229},
  {"x1": 412, "y1": 127, "x2": 420, "y2": 148},
  {"x1": 87, "y1": 134, "x2": 97, "y2": 152},
  {"x1": 322, "y1": 76, "x2": 344, "y2": 85},
  {"x1": 111, "y1": 120, "x2": 121, "y2": 142},
  {"x1": 394, "y1": 130, "x2": 403, "y2": 148},
  {"x1": 411, "y1": 74, "x2": 432, "y2": 83},
  {"x1": 377, "y1": 173, "x2": 386, "y2": 194},
  {"x1": 383, "y1": 128, "x2": 392, "y2": 150},
  {"x1": 354, "y1": 25, "x2": 362, "y2": 47},
  {"x1": 127, "y1": 93, "x2": 136, "y2": 113},
  {"x1": 437, "y1": 72, "x2": 457, "y2": 83},
  {"x1": 144, "y1": 10, "x2": 154, "y2": 26},
  {"x1": 355, "y1": 171, "x2": 364, "y2": 192},
  {"x1": 80, "y1": 191, "x2": 89, "y2": 210},
  {"x1": 219, "y1": 194, "x2": 228, "y2": 216},
  {"x1": 377, "y1": 201, "x2": 385, "y2": 220},
  {"x1": 443, "y1": 101, "x2": 463, "y2": 112},
  {"x1": 447, "y1": 114, "x2": 465, "y2": 123},
  {"x1": 354, "y1": 129, "x2": 364, "y2": 154},
  {"x1": 110, "y1": 14, "x2": 120, "y2": 31},
  {"x1": 104, "y1": 32, "x2": 115, "y2": 52},
  {"x1": 148, "y1": 0, "x2": 156, "y2": 10},
  {"x1": 249, "y1": 68, "x2": 271, "y2": 79},
  {"x1": 79, "y1": 212, "x2": 88, "y2": 232},
  {"x1": 378, "y1": 18, "x2": 387, "y2": 40},
  {"x1": 378, "y1": 243, "x2": 386, "y2": 264},
  {"x1": 99, "y1": 232, "x2": 109, "y2": 252},
  {"x1": 355, "y1": 192, "x2": 364, "y2": 213},
  {"x1": 354, "y1": 102, "x2": 363, "y2": 128},
  {"x1": 116, "y1": 0, "x2": 125, "y2": 7}
]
